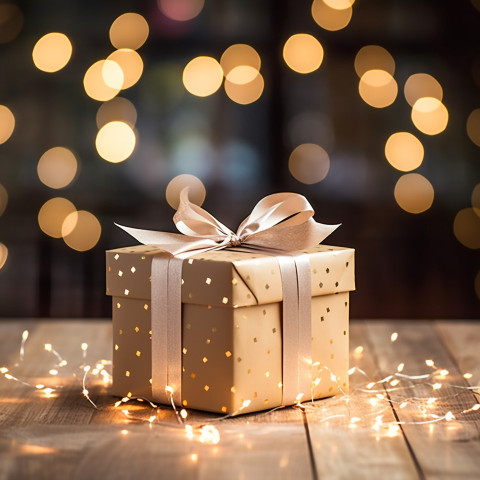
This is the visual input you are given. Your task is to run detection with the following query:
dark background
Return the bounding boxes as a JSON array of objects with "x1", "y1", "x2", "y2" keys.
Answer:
[{"x1": 0, "y1": 0, "x2": 479, "y2": 319}]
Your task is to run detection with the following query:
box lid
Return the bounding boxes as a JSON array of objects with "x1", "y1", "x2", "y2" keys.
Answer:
[{"x1": 106, "y1": 244, "x2": 355, "y2": 308}]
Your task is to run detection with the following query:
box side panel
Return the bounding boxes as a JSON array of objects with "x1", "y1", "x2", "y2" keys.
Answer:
[
  {"x1": 232, "y1": 303, "x2": 283, "y2": 413},
  {"x1": 111, "y1": 297, "x2": 152, "y2": 398},
  {"x1": 311, "y1": 292, "x2": 349, "y2": 398},
  {"x1": 111, "y1": 292, "x2": 350, "y2": 411},
  {"x1": 232, "y1": 247, "x2": 355, "y2": 306},
  {"x1": 181, "y1": 259, "x2": 235, "y2": 307},
  {"x1": 310, "y1": 249, "x2": 355, "y2": 297},
  {"x1": 107, "y1": 245, "x2": 355, "y2": 307},
  {"x1": 182, "y1": 304, "x2": 235, "y2": 413},
  {"x1": 107, "y1": 248, "x2": 156, "y2": 300}
]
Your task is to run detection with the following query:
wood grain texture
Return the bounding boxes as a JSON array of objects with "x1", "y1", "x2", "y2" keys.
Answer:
[
  {"x1": 364, "y1": 320, "x2": 480, "y2": 479},
  {"x1": 306, "y1": 321, "x2": 420, "y2": 479},
  {"x1": 436, "y1": 321, "x2": 480, "y2": 382},
  {"x1": 2, "y1": 320, "x2": 480, "y2": 480},
  {"x1": 0, "y1": 320, "x2": 312, "y2": 480}
]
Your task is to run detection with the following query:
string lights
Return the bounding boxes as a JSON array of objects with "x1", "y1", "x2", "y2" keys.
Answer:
[{"x1": 1, "y1": 329, "x2": 479, "y2": 445}]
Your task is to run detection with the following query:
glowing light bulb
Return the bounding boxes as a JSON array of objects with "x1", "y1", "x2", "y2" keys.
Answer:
[{"x1": 445, "y1": 411, "x2": 455, "y2": 421}]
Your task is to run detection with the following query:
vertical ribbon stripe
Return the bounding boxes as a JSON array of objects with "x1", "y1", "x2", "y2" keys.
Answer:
[
  {"x1": 277, "y1": 255, "x2": 299, "y2": 405},
  {"x1": 166, "y1": 256, "x2": 183, "y2": 406},
  {"x1": 293, "y1": 253, "x2": 313, "y2": 398},
  {"x1": 151, "y1": 255, "x2": 186, "y2": 405},
  {"x1": 277, "y1": 253, "x2": 312, "y2": 404},
  {"x1": 151, "y1": 255, "x2": 169, "y2": 404}
]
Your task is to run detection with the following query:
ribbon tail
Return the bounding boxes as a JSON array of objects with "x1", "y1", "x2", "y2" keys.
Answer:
[
  {"x1": 244, "y1": 219, "x2": 341, "y2": 252},
  {"x1": 115, "y1": 223, "x2": 219, "y2": 255}
]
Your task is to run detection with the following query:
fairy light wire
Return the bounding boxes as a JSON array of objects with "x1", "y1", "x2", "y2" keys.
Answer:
[{"x1": 2, "y1": 331, "x2": 480, "y2": 438}]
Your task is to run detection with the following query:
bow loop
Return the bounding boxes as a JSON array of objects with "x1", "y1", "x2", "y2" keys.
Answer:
[
  {"x1": 117, "y1": 188, "x2": 340, "y2": 254},
  {"x1": 174, "y1": 188, "x2": 234, "y2": 239},
  {"x1": 237, "y1": 192, "x2": 315, "y2": 238}
]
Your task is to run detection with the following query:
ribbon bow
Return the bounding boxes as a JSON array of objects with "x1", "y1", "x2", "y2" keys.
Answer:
[
  {"x1": 117, "y1": 189, "x2": 339, "y2": 254},
  {"x1": 116, "y1": 189, "x2": 340, "y2": 409}
]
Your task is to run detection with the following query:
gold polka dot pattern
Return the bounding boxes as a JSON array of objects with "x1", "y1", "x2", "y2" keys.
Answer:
[
  {"x1": 107, "y1": 243, "x2": 355, "y2": 413},
  {"x1": 106, "y1": 244, "x2": 354, "y2": 308}
]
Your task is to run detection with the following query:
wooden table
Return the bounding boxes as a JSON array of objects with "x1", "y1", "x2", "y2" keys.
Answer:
[{"x1": 1, "y1": 320, "x2": 480, "y2": 479}]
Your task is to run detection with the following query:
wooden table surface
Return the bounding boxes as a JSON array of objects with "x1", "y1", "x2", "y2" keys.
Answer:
[{"x1": 1, "y1": 319, "x2": 480, "y2": 480}]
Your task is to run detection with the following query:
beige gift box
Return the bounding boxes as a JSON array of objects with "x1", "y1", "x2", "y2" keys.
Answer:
[{"x1": 106, "y1": 243, "x2": 355, "y2": 414}]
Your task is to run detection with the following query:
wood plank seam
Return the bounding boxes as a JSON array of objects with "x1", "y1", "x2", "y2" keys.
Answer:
[
  {"x1": 362, "y1": 323, "x2": 425, "y2": 480},
  {"x1": 386, "y1": 392, "x2": 426, "y2": 480},
  {"x1": 302, "y1": 410, "x2": 319, "y2": 480},
  {"x1": 433, "y1": 322, "x2": 480, "y2": 419}
]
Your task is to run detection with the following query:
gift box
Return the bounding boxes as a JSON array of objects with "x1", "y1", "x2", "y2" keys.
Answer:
[
  {"x1": 106, "y1": 190, "x2": 355, "y2": 414},
  {"x1": 106, "y1": 243, "x2": 354, "y2": 414}
]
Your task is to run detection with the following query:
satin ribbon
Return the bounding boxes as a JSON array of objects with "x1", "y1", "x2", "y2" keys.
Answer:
[{"x1": 117, "y1": 189, "x2": 339, "y2": 406}]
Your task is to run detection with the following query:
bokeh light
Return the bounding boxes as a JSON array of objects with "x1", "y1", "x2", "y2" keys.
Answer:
[
  {"x1": 0, "y1": 183, "x2": 7, "y2": 216},
  {"x1": 220, "y1": 44, "x2": 261, "y2": 80},
  {"x1": 394, "y1": 173, "x2": 434, "y2": 214},
  {"x1": 166, "y1": 174, "x2": 206, "y2": 209},
  {"x1": 95, "y1": 121, "x2": 136, "y2": 163},
  {"x1": 96, "y1": 97, "x2": 137, "y2": 129},
  {"x1": 354, "y1": 45, "x2": 395, "y2": 77},
  {"x1": 323, "y1": 0, "x2": 355, "y2": 8},
  {"x1": 404, "y1": 73, "x2": 443, "y2": 107},
  {"x1": 385, "y1": 132, "x2": 424, "y2": 172},
  {"x1": 84, "y1": 60, "x2": 121, "y2": 102},
  {"x1": 472, "y1": 183, "x2": 480, "y2": 217},
  {"x1": 311, "y1": 0, "x2": 352, "y2": 31},
  {"x1": 411, "y1": 97, "x2": 448, "y2": 135},
  {"x1": 158, "y1": 0, "x2": 205, "y2": 21},
  {"x1": 466, "y1": 109, "x2": 480, "y2": 147},
  {"x1": 224, "y1": 72, "x2": 264, "y2": 105},
  {"x1": 101, "y1": 59, "x2": 124, "y2": 89},
  {"x1": 32, "y1": 33, "x2": 72, "y2": 73},
  {"x1": 107, "y1": 49, "x2": 143, "y2": 89},
  {"x1": 37, "y1": 147, "x2": 78, "y2": 189},
  {"x1": 109, "y1": 13, "x2": 149, "y2": 50},
  {"x1": 359, "y1": 70, "x2": 398, "y2": 108},
  {"x1": 0, "y1": 3, "x2": 23, "y2": 44},
  {"x1": 0, "y1": 242, "x2": 7, "y2": 270},
  {"x1": 182, "y1": 56, "x2": 223, "y2": 97},
  {"x1": 283, "y1": 34, "x2": 324, "y2": 74},
  {"x1": 62, "y1": 210, "x2": 101, "y2": 251},
  {"x1": 288, "y1": 143, "x2": 330, "y2": 184},
  {"x1": 453, "y1": 208, "x2": 480, "y2": 249},
  {"x1": 38, "y1": 198, "x2": 77, "y2": 238},
  {"x1": 226, "y1": 66, "x2": 259, "y2": 85},
  {"x1": 0, "y1": 105, "x2": 15, "y2": 144}
]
